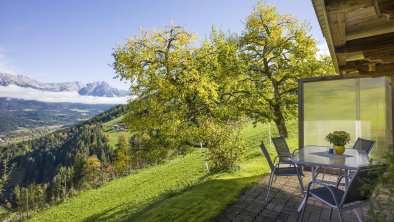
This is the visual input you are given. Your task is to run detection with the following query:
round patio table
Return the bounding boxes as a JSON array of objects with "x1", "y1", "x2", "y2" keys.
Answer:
[{"x1": 292, "y1": 145, "x2": 370, "y2": 171}]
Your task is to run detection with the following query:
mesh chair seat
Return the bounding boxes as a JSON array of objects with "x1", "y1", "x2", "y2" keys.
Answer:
[
  {"x1": 300, "y1": 165, "x2": 385, "y2": 222},
  {"x1": 309, "y1": 186, "x2": 346, "y2": 206},
  {"x1": 274, "y1": 167, "x2": 300, "y2": 175}
]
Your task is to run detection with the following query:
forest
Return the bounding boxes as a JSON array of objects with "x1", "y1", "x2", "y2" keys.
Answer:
[{"x1": 0, "y1": 105, "x2": 130, "y2": 212}]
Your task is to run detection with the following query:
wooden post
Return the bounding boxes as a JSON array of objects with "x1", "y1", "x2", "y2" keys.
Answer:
[{"x1": 200, "y1": 142, "x2": 210, "y2": 173}]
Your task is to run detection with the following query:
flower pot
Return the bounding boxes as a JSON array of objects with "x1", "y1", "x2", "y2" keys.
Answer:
[{"x1": 334, "y1": 145, "x2": 345, "y2": 155}]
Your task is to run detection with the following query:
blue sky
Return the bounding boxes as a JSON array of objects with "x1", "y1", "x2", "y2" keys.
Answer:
[{"x1": 0, "y1": 0, "x2": 327, "y2": 90}]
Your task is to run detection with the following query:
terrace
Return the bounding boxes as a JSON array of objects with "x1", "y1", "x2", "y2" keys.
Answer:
[
  {"x1": 217, "y1": 172, "x2": 368, "y2": 222},
  {"x1": 218, "y1": 0, "x2": 394, "y2": 221}
]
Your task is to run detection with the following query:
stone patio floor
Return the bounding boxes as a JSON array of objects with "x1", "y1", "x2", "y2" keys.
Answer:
[{"x1": 216, "y1": 172, "x2": 368, "y2": 222}]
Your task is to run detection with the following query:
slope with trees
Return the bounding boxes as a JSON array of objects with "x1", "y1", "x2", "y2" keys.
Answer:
[{"x1": 0, "y1": 105, "x2": 129, "y2": 214}]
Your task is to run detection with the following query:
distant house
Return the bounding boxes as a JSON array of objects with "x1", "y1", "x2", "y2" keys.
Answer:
[
  {"x1": 112, "y1": 123, "x2": 127, "y2": 132},
  {"x1": 119, "y1": 123, "x2": 127, "y2": 131}
]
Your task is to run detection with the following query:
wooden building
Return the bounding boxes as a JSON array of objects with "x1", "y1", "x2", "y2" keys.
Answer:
[
  {"x1": 312, "y1": 0, "x2": 394, "y2": 76},
  {"x1": 298, "y1": 0, "x2": 394, "y2": 157}
]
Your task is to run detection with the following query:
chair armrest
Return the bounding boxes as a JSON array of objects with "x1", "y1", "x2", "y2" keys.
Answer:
[
  {"x1": 336, "y1": 174, "x2": 352, "y2": 188},
  {"x1": 314, "y1": 180, "x2": 331, "y2": 187},
  {"x1": 309, "y1": 181, "x2": 341, "y2": 207},
  {"x1": 273, "y1": 156, "x2": 280, "y2": 165},
  {"x1": 292, "y1": 149, "x2": 300, "y2": 156}
]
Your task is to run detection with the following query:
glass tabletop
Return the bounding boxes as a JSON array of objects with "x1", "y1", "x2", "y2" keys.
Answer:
[{"x1": 292, "y1": 145, "x2": 370, "y2": 170}]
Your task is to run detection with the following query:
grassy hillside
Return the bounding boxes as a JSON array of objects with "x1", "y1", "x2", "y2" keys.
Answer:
[
  {"x1": 29, "y1": 120, "x2": 298, "y2": 222},
  {"x1": 29, "y1": 152, "x2": 207, "y2": 222},
  {"x1": 129, "y1": 120, "x2": 298, "y2": 222}
]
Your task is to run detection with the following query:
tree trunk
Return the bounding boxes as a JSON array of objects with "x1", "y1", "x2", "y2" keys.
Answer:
[
  {"x1": 272, "y1": 105, "x2": 288, "y2": 138},
  {"x1": 270, "y1": 80, "x2": 288, "y2": 138}
]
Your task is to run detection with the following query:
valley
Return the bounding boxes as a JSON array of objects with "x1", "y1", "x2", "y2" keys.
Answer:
[{"x1": 0, "y1": 98, "x2": 114, "y2": 135}]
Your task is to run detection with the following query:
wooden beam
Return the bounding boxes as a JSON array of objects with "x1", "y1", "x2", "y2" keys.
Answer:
[
  {"x1": 325, "y1": 0, "x2": 374, "y2": 13},
  {"x1": 358, "y1": 70, "x2": 394, "y2": 76},
  {"x1": 345, "y1": 52, "x2": 365, "y2": 61},
  {"x1": 340, "y1": 63, "x2": 394, "y2": 75},
  {"x1": 328, "y1": 12, "x2": 346, "y2": 46},
  {"x1": 346, "y1": 21, "x2": 394, "y2": 40},
  {"x1": 335, "y1": 33, "x2": 394, "y2": 54},
  {"x1": 345, "y1": 6, "x2": 377, "y2": 24},
  {"x1": 337, "y1": 54, "x2": 347, "y2": 66},
  {"x1": 364, "y1": 46, "x2": 394, "y2": 63},
  {"x1": 336, "y1": 47, "x2": 394, "y2": 64},
  {"x1": 368, "y1": 63, "x2": 377, "y2": 71}
]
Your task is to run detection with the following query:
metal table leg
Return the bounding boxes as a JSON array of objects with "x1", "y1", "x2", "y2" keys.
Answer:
[
  {"x1": 345, "y1": 169, "x2": 350, "y2": 187},
  {"x1": 297, "y1": 166, "x2": 320, "y2": 212}
]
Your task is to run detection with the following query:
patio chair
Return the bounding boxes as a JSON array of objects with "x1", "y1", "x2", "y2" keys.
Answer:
[
  {"x1": 300, "y1": 165, "x2": 384, "y2": 222},
  {"x1": 271, "y1": 136, "x2": 299, "y2": 165},
  {"x1": 260, "y1": 143, "x2": 304, "y2": 202},
  {"x1": 352, "y1": 137, "x2": 375, "y2": 154}
]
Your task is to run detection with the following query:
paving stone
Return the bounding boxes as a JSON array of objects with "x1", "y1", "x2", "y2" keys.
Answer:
[
  {"x1": 215, "y1": 172, "x2": 360, "y2": 222},
  {"x1": 254, "y1": 214, "x2": 276, "y2": 222},
  {"x1": 286, "y1": 213, "x2": 299, "y2": 222}
]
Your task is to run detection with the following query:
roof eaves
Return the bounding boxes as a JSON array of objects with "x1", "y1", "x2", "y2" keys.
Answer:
[{"x1": 311, "y1": 0, "x2": 340, "y2": 74}]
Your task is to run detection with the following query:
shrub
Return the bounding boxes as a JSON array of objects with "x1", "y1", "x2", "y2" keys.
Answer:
[
  {"x1": 201, "y1": 120, "x2": 245, "y2": 172},
  {"x1": 367, "y1": 152, "x2": 394, "y2": 221}
]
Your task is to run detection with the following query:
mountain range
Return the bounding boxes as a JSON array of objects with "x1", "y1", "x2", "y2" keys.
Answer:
[
  {"x1": 0, "y1": 72, "x2": 129, "y2": 97},
  {"x1": 0, "y1": 72, "x2": 130, "y2": 133}
]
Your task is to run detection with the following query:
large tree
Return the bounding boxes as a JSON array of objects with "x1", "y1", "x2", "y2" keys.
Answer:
[
  {"x1": 239, "y1": 3, "x2": 335, "y2": 137},
  {"x1": 112, "y1": 25, "x2": 245, "y2": 170}
]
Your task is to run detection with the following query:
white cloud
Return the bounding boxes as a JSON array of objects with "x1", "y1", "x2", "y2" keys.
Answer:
[
  {"x1": 0, "y1": 84, "x2": 131, "y2": 104},
  {"x1": 317, "y1": 43, "x2": 330, "y2": 57}
]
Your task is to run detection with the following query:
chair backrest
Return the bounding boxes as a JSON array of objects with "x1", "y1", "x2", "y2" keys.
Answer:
[
  {"x1": 341, "y1": 165, "x2": 383, "y2": 206},
  {"x1": 271, "y1": 136, "x2": 291, "y2": 157},
  {"x1": 260, "y1": 143, "x2": 275, "y2": 171},
  {"x1": 352, "y1": 138, "x2": 375, "y2": 154}
]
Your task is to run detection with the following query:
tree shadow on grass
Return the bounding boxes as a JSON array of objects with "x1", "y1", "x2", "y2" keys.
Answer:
[{"x1": 82, "y1": 175, "x2": 261, "y2": 222}]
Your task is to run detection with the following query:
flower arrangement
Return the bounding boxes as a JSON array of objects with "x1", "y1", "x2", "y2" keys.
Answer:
[{"x1": 325, "y1": 131, "x2": 351, "y2": 146}]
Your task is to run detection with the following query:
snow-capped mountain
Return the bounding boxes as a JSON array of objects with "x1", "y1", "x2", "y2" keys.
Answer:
[
  {"x1": 0, "y1": 72, "x2": 129, "y2": 97},
  {"x1": 78, "y1": 81, "x2": 129, "y2": 97}
]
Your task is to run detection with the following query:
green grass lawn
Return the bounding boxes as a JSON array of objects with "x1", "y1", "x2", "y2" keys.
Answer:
[
  {"x1": 106, "y1": 131, "x2": 130, "y2": 148},
  {"x1": 0, "y1": 206, "x2": 13, "y2": 221},
  {"x1": 0, "y1": 206, "x2": 6, "y2": 214},
  {"x1": 129, "y1": 120, "x2": 298, "y2": 222},
  {"x1": 29, "y1": 120, "x2": 298, "y2": 222},
  {"x1": 103, "y1": 115, "x2": 124, "y2": 127},
  {"x1": 29, "y1": 152, "x2": 207, "y2": 222}
]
